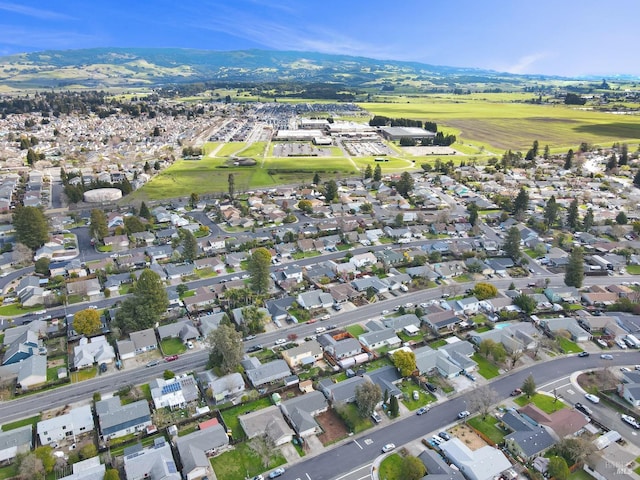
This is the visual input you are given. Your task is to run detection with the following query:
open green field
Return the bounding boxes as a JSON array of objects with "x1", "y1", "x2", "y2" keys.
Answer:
[{"x1": 363, "y1": 97, "x2": 640, "y2": 153}]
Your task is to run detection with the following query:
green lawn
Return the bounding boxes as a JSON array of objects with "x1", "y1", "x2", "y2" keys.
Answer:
[
  {"x1": 0, "y1": 463, "x2": 18, "y2": 480},
  {"x1": 429, "y1": 339, "x2": 447, "y2": 349},
  {"x1": 345, "y1": 324, "x2": 366, "y2": 337},
  {"x1": 514, "y1": 393, "x2": 567, "y2": 413},
  {"x1": 160, "y1": 337, "x2": 187, "y2": 356},
  {"x1": 569, "y1": 469, "x2": 596, "y2": 480},
  {"x1": 2, "y1": 414, "x2": 41, "y2": 432},
  {"x1": 475, "y1": 325, "x2": 491, "y2": 333},
  {"x1": 71, "y1": 367, "x2": 97, "y2": 383},
  {"x1": 378, "y1": 453, "x2": 404, "y2": 480},
  {"x1": 467, "y1": 415, "x2": 506, "y2": 444},
  {"x1": 337, "y1": 403, "x2": 374, "y2": 434},
  {"x1": 291, "y1": 251, "x2": 321, "y2": 260},
  {"x1": 220, "y1": 397, "x2": 273, "y2": 440},
  {"x1": 210, "y1": 442, "x2": 286, "y2": 480},
  {"x1": 471, "y1": 353, "x2": 501, "y2": 379},
  {"x1": 557, "y1": 337, "x2": 582, "y2": 353},
  {"x1": 398, "y1": 380, "x2": 436, "y2": 410},
  {"x1": 0, "y1": 304, "x2": 41, "y2": 316},
  {"x1": 626, "y1": 265, "x2": 640, "y2": 275}
]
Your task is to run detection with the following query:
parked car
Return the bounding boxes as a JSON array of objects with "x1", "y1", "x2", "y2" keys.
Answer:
[
  {"x1": 327, "y1": 324, "x2": 338, "y2": 330},
  {"x1": 600, "y1": 354, "x2": 614, "y2": 360},
  {"x1": 622, "y1": 414, "x2": 640, "y2": 429},
  {"x1": 165, "y1": 355, "x2": 179, "y2": 362},
  {"x1": 412, "y1": 390, "x2": 419, "y2": 400},
  {"x1": 252, "y1": 476, "x2": 264, "y2": 480},
  {"x1": 371, "y1": 411, "x2": 382, "y2": 424},
  {"x1": 426, "y1": 383, "x2": 437, "y2": 392},
  {"x1": 275, "y1": 338, "x2": 286, "y2": 345},
  {"x1": 186, "y1": 341, "x2": 194, "y2": 349},
  {"x1": 381, "y1": 310, "x2": 390, "y2": 315},
  {"x1": 320, "y1": 314, "x2": 331, "y2": 320},
  {"x1": 578, "y1": 351, "x2": 590, "y2": 357},
  {"x1": 431, "y1": 435, "x2": 443, "y2": 445},
  {"x1": 621, "y1": 367, "x2": 632, "y2": 372},
  {"x1": 585, "y1": 393, "x2": 600, "y2": 404},
  {"x1": 145, "y1": 360, "x2": 160, "y2": 368},
  {"x1": 315, "y1": 326, "x2": 326, "y2": 334},
  {"x1": 510, "y1": 388, "x2": 523, "y2": 396},
  {"x1": 247, "y1": 344, "x2": 263, "y2": 353},
  {"x1": 416, "y1": 407, "x2": 429, "y2": 415},
  {"x1": 268, "y1": 468, "x2": 285, "y2": 479},
  {"x1": 438, "y1": 431, "x2": 451, "y2": 441},
  {"x1": 457, "y1": 410, "x2": 470, "y2": 419},
  {"x1": 575, "y1": 402, "x2": 593, "y2": 415},
  {"x1": 381, "y1": 443, "x2": 396, "y2": 453}
]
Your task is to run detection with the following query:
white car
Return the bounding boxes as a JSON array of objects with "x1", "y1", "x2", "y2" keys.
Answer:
[
  {"x1": 275, "y1": 338, "x2": 286, "y2": 345},
  {"x1": 600, "y1": 354, "x2": 614, "y2": 360},
  {"x1": 381, "y1": 443, "x2": 396, "y2": 453},
  {"x1": 584, "y1": 393, "x2": 600, "y2": 404},
  {"x1": 457, "y1": 410, "x2": 470, "y2": 419},
  {"x1": 622, "y1": 414, "x2": 640, "y2": 429}
]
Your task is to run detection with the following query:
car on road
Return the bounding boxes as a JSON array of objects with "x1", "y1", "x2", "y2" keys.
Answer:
[
  {"x1": 244, "y1": 335, "x2": 257, "y2": 341},
  {"x1": 621, "y1": 367, "x2": 632, "y2": 372},
  {"x1": 578, "y1": 351, "x2": 590, "y2": 357},
  {"x1": 510, "y1": 388, "x2": 523, "y2": 396},
  {"x1": 635, "y1": 365, "x2": 640, "y2": 371},
  {"x1": 145, "y1": 360, "x2": 160, "y2": 368},
  {"x1": 247, "y1": 344, "x2": 263, "y2": 353},
  {"x1": 585, "y1": 393, "x2": 600, "y2": 404},
  {"x1": 416, "y1": 407, "x2": 429, "y2": 415},
  {"x1": 457, "y1": 410, "x2": 470, "y2": 419},
  {"x1": 275, "y1": 338, "x2": 286, "y2": 345},
  {"x1": 381, "y1": 443, "x2": 396, "y2": 453},
  {"x1": 165, "y1": 355, "x2": 179, "y2": 362},
  {"x1": 268, "y1": 468, "x2": 285, "y2": 479},
  {"x1": 381, "y1": 310, "x2": 390, "y2": 315},
  {"x1": 371, "y1": 411, "x2": 382, "y2": 424},
  {"x1": 320, "y1": 314, "x2": 331, "y2": 320},
  {"x1": 574, "y1": 402, "x2": 593, "y2": 415},
  {"x1": 438, "y1": 431, "x2": 451, "y2": 441},
  {"x1": 405, "y1": 303, "x2": 414, "y2": 309},
  {"x1": 315, "y1": 327, "x2": 326, "y2": 334},
  {"x1": 622, "y1": 414, "x2": 640, "y2": 429},
  {"x1": 600, "y1": 354, "x2": 614, "y2": 360},
  {"x1": 327, "y1": 324, "x2": 338, "y2": 330}
]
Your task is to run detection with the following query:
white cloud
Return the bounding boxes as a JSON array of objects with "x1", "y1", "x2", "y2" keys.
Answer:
[
  {"x1": 504, "y1": 52, "x2": 550, "y2": 74},
  {"x1": 0, "y1": 2, "x2": 74, "y2": 20}
]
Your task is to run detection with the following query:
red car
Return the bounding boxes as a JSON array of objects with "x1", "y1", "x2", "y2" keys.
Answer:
[{"x1": 165, "y1": 355, "x2": 179, "y2": 362}]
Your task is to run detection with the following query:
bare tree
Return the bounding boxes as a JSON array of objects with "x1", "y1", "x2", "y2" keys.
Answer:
[
  {"x1": 12, "y1": 242, "x2": 32, "y2": 267},
  {"x1": 249, "y1": 432, "x2": 277, "y2": 468},
  {"x1": 556, "y1": 437, "x2": 597, "y2": 467},
  {"x1": 467, "y1": 386, "x2": 499, "y2": 419},
  {"x1": 17, "y1": 452, "x2": 45, "y2": 480},
  {"x1": 507, "y1": 350, "x2": 524, "y2": 370}
]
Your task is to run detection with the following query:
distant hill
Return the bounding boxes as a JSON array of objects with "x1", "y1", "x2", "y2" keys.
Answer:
[{"x1": 0, "y1": 47, "x2": 553, "y2": 90}]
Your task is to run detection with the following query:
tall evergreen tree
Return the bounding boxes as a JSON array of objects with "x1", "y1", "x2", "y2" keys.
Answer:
[
  {"x1": 583, "y1": 208, "x2": 594, "y2": 231},
  {"x1": 90, "y1": 209, "x2": 108, "y2": 241},
  {"x1": 513, "y1": 187, "x2": 529, "y2": 217},
  {"x1": 564, "y1": 149, "x2": 574, "y2": 170},
  {"x1": 12, "y1": 206, "x2": 49, "y2": 250},
  {"x1": 503, "y1": 226, "x2": 522, "y2": 262},
  {"x1": 468, "y1": 202, "x2": 479, "y2": 226},
  {"x1": 312, "y1": 172, "x2": 321, "y2": 185},
  {"x1": 228, "y1": 173, "x2": 235, "y2": 199},
  {"x1": 181, "y1": 229, "x2": 198, "y2": 262},
  {"x1": 373, "y1": 164, "x2": 382, "y2": 182},
  {"x1": 543, "y1": 195, "x2": 559, "y2": 229},
  {"x1": 606, "y1": 153, "x2": 617, "y2": 172},
  {"x1": 324, "y1": 180, "x2": 338, "y2": 203},
  {"x1": 543, "y1": 145, "x2": 550, "y2": 160},
  {"x1": 634, "y1": 169, "x2": 640, "y2": 188},
  {"x1": 363, "y1": 165, "x2": 373, "y2": 179},
  {"x1": 620, "y1": 144, "x2": 629, "y2": 166},
  {"x1": 115, "y1": 269, "x2": 169, "y2": 333},
  {"x1": 139, "y1": 201, "x2": 151, "y2": 220},
  {"x1": 567, "y1": 198, "x2": 579, "y2": 231},
  {"x1": 247, "y1": 247, "x2": 272, "y2": 294},
  {"x1": 396, "y1": 171, "x2": 414, "y2": 197},
  {"x1": 565, "y1": 247, "x2": 585, "y2": 288}
]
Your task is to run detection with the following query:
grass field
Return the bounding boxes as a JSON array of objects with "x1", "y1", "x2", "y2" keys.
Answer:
[
  {"x1": 467, "y1": 415, "x2": 506, "y2": 444},
  {"x1": 471, "y1": 353, "x2": 501, "y2": 379},
  {"x1": 378, "y1": 453, "x2": 404, "y2": 480},
  {"x1": 557, "y1": 337, "x2": 582, "y2": 353},
  {"x1": 160, "y1": 337, "x2": 187, "y2": 356},
  {"x1": 2, "y1": 414, "x2": 41, "y2": 432},
  {"x1": 220, "y1": 397, "x2": 272, "y2": 440}
]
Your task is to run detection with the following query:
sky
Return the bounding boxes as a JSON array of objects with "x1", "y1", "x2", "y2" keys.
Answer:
[{"x1": 1, "y1": 0, "x2": 639, "y2": 77}]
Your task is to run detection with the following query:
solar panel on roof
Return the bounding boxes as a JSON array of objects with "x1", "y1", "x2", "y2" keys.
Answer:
[
  {"x1": 161, "y1": 382, "x2": 181, "y2": 394},
  {"x1": 167, "y1": 461, "x2": 177, "y2": 473}
]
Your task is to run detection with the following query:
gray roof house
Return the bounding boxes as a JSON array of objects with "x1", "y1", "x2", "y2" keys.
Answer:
[
  {"x1": 382, "y1": 314, "x2": 420, "y2": 332},
  {"x1": 503, "y1": 410, "x2": 557, "y2": 461},
  {"x1": 440, "y1": 438, "x2": 512, "y2": 480},
  {"x1": 129, "y1": 328, "x2": 158, "y2": 354},
  {"x1": 206, "y1": 372, "x2": 246, "y2": 403},
  {"x1": 322, "y1": 336, "x2": 362, "y2": 360},
  {"x1": 157, "y1": 319, "x2": 199, "y2": 342},
  {"x1": 296, "y1": 290, "x2": 334, "y2": 310},
  {"x1": 366, "y1": 365, "x2": 403, "y2": 398},
  {"x1": 358, "y1": 329, "x2": 401, "y2": 350},
  {"x1": 176, "y1": 424, "x2": 229, "y2": 480},
  {"x1": 0, "y1": 425, "x2": 33, "y2": 463},
  {"x1": 123, "y1": 438, "x2": 180, "y2": 480},
  {"x1": 244, "y1": 359, "x2": 292, "y2": 387},
  {"x1": 418, "y1": 449, "x2": 464, "y2": 480},
  {"x1": 238, "y1": 405, "x2": 294, "y2": 446},
  {"x1": 279, "y1": 390, "x2": 329, "y2": 437},
  {"x1": 319, "y1": 376, "x2": 367, "y2": 405},
  {"x1": 469, "y1": 323, "x2": 539, "y2": 354},
  {"x1": 95, "y1": 397, "x2": 152, "y2": 439},
  {"x1": 198, "y1": 312, "x2": 227, "y2": 337}
]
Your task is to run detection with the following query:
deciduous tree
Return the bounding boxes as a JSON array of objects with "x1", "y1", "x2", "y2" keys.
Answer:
[
  {"x1": 90, "y1": 209, "x2": 108, "y2": 242},
  {"x1": 401, "y1": 456, "x2": 426, "y2": 480},
  {"x1": 354, "y1": 381, "x2": 382, "y2": 418},
  {"x1": 522, "y1": 374, "x2": 536, "y2": 398},
  {"x1": 115, "y1": 269, "x2": 169, "y2": 333},
  {"x1": 548, "y1": 456, "x2": 569, "y2": 480},
  {"x1": 472, "y1": 282, "x2": 498, "y2": 300},
  {"x1": 392, "y1": 350, "x2": 417, "y2": 377},
  {"x1": 467, "y1": 385, "x2": 499, "y2": 419},
  {"x1": 73, "y1": 309, "x2": 101, "y2": 336},
  {"x1": 513, "y1": 294, "x2": 536, "y2": 314}
]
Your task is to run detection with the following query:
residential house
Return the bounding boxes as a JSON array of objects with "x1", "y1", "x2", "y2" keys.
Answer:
[
  {"x1": 204, "y1": 372, "x2": 245, "y2": 403},
  {"x1": 0, "y1": 354, "x2": 47, "y2": 389},
  {"x1": 279, "y1": 391, "x2": 328, "y2": 437},
  {"x1": 539, "y1": 317, "x2": 591, "y2": 342},
  {"x1": 469, "y1": 323, "x2": 539, "y2": 354},
  {"x1": 618, "y1": 371, "x2": 640, "y2": 407},
  {"x1": 297, "y1": 289, "x2": 334, "y2": 310},
  {"x1": 150, "y1": 374, "x2": 200, "y2": 410},
  {"x1": 320, "y1": 335, "x2": 362, "y2": 361},
  {"x1": 16, "y1": 275, "x2": 45, "y2": 306},
  {"x1": 366, "y1": 366, "x2": 403, "y2": 399},
  {"x1": 73, "y1": 336, "x2": 116, "y2": 369},
  {"x1": 37, "y1": 405, "x2": 94, "y2": 445},
  {"x1": 265, "y1": 296, "x2": 296, "y2": 324},
  {"x1": 382, "y1": 314, "x2": 420, "y2": 332},
  {"x1": 238, "y1": 405, "x2": 294, "y2": 446},
  {"x1": 157, "y1": 319, "x2": 199, "y2": 344},
  {"x1": 176, "y1": 424, "x2": 229, "y2": 480},
  {"x1": 440, "y1": 438, "x2": 512, "y2": 480},
  {"x1": 502, "y1": 410, "x2": 557, "y2": 461},
  {"x1": 198, "y1": 312, "x2": 227, "y2": 337},
  {"x1": 358, "y1": 328, "x2": 401, "y2": 350},
  {"x1": 417, "y1": 450, "x2": 464, "y2": 480},
  {"x1": 147, "y1": 245, "x2": 173, "y2": 263},
  {"x1": 194, "y1": 256, "x2": 225, "y2": 273},
  {"x1": 103, "y1": 234, "x2": 129, "y2": 251},
  {"x1": 319, "y1": 376, "x2": 367, "y2": 405},
  {"x1": 126, "y1": 328, "x2": 158, "y2": 355},
  {"x1": 518, "y1": 404, "x2": 590, "y2": 438},
  {"x1": 164, "y1": 263, "x2": 195, "y2": 280},
  {"x1": 0, "y1": 425, "x2": 33, "y2": 463},
  {"x1": 57, "y1": 456, "x2": 105, "y2": 480},
  {"x1": 131, "y1": 231, "x2": 156, "y2": 246},
  {"x1": 66, "y1": 278, "x2": 101, "y2": 297},
  {"x1": 2, "y1": 327, "x2": 41, "y2": 365},
  {"x1": 422, "y1": 309, "x2": 461, "y2": 333},
  {"x1": 95, "y1": 397, "x2": 152, "y2": 439},
  {"x1": 281, "y1": 340, "x2": 323, "y2": 368},
  {"x1": 183, "y1": 287, "x2": 217, "y2": 313},
  {"x1": 123, "y1": 438, "x2": 180, "y2": 480},
  {"x1": 413, "y1": 345, "x2": 467, "y2": 379},
  {"x1": 243, "y1": 358, "x2": 292, "y2": 387}
]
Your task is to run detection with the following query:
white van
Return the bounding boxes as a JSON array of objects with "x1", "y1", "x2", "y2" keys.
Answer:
[{"x1": 315, "y1": 326, "x2": 326, "y2": 334}]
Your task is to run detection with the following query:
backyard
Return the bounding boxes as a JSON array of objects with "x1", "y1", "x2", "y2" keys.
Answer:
[
  {"x1": 467, "y1": 415, "x2": 506, "y2": 445},
  {"x1": 220, "y1": 397, "x2": 273, "y2": 441}
]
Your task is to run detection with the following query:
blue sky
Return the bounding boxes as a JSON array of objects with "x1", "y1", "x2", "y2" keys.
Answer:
[{"x1": 1, "y1": 0, "x2": 639, "y2": 77}]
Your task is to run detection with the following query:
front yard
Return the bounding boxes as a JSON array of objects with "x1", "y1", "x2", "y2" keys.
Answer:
[
  {"x1": 471, "y1": 353, "x2": 501, "y2": 379},
  {"x1": 210, "y1": 442, "x2": 286, "y2": 480},
  {"x1": 336, "y1": 402, "x2": 374, "y2": 434},
  {"x1": 513, "y1": 392, "x2": 567, "y2": 414},
  {"x1": 160, "y1": 337, "x2": 187, "y2": 355},
  {"x1": 467, "y1": 415, "x2": 507, "y2": 444},
  {"x1": 557, "y1": 336, "x2": 582, "y2": 353},
  {"x1": 398, "y1": 380, "x2": 436, "y2": 410}
]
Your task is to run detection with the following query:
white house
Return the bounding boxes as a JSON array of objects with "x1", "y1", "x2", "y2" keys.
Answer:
[
  {"x1": 73, "y1": 336, "x2": 115, "y2": 369},
  {"x1": 37, "y1": 405, "x2": 95, "y2": 445}
]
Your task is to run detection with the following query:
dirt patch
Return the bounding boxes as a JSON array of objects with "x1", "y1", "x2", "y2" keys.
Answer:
[
  {"x1": 316, "y1": 409, "x2": 350, "y2": 446},
  {"x1": 48, "y1": 358, "x2": 66, "y2": 368},
  {"x1": 449, "y1": 423, "x2": 490, "y2": 451}
]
